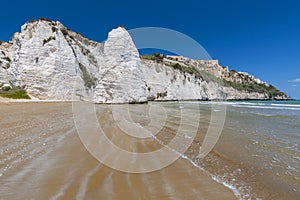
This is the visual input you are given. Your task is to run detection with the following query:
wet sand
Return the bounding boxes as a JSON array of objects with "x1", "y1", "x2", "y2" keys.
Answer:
[{"x1": 0, "y1": 102, "x2": 236, "y2": 200}]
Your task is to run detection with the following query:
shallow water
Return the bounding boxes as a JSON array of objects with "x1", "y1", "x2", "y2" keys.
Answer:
[
  {"x1": 0, "y1": 101, "x2": 299, "y2": 199},
  {"x1": 210, "y1": 100, "x2": 300, "y2": 199},
  {"x1": 183, "y1": 100, "x2": 300, "y2": 199}
]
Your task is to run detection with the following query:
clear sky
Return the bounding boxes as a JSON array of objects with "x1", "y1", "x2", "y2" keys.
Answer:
[{"x1": 0, "y1": 0, "x2": 299, "y2": 98}]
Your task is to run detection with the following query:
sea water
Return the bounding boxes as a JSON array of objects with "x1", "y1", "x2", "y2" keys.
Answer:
[{"x1": 179, "y1": 100, "x2": 300, "y2": 199}]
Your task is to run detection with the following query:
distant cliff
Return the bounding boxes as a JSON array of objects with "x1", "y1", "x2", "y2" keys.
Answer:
[
  {"x1": 141, "y1": 54, "x2": 287, "y2": 101},
  {"x1": 0, "y1": 18, "x2": 287, "y2": 102}
]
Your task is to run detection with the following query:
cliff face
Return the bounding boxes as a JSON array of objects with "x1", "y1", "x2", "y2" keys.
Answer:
[
  {"x1": 5, "y1": 19, "x2": 104, "y2": 100},
  {"x1": 141, "y1": 60, "x2": 270, "y2": 100},
  {"x1": 0, "y1": 18, "x2": 287, "y2": 102},
  {"x1": 0, "y1": 41, "x2": 13, "y2": 83}
]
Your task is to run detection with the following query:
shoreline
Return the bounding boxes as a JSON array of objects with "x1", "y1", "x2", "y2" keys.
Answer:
[{"x1": 0, "y1": 97, "x2": 77, "y2": 103}]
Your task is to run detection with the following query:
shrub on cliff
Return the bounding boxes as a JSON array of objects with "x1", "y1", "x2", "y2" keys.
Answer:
[
  {"x1": 79, "y1": 63, "x2": 96, "y2": 89},
  {"x1": 0, "y1": 86, "x2": 30, "y2": 99},
  {"x1": 141, "y1": 53, "x2": 163, "y2": 62},
  {"x1": 224, "y1": 81, "x2": 286, "y2": 97}
]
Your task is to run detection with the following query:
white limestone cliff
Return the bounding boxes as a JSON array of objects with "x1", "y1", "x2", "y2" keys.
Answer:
[
  {"x1": 9, "y1": 21, "x2": 77, "y2": 100},
  {"x1": 93, "y1": 27, "x2": 147, "y2": 103},
  {"x1": 0, "y1": 41, "x2": 13, "y2": 83},
  {"x1": 6, "y1": 19, "x2": 103, "y2": 100},
  {"x1": 141, "y1": 60, "x2": 269, "y2": 101},
  {"x1": 0, "y1": 18, "x2": 287, "y2": 102}
]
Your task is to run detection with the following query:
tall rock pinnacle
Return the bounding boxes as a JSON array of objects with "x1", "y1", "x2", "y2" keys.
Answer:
[{"x1": 93, "y1": 27, "x2": 147, "y2": 103}]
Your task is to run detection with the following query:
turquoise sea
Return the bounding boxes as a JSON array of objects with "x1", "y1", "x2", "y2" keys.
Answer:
[{"x1": 184, "y1": 100, "x2": 300, "y2": 199}]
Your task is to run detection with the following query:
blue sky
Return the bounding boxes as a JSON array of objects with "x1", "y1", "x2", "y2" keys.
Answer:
[{"x1": 0, "y1": 0, "x2": 299, "y2": 98}]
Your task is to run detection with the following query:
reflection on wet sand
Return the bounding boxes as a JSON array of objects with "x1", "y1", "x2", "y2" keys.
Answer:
[{"x1": 0, "y1": 102, "x2": 236, "y2": 200}]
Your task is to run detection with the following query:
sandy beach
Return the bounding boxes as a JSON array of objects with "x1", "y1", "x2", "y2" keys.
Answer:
[{"x1": 0, "y1": 102, "x2": 236, "y2": 199}]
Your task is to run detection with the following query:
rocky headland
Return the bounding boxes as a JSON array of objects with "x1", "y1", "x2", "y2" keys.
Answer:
[{"x1": 0, "y1": 18, "x2": 287, "y2": 103}]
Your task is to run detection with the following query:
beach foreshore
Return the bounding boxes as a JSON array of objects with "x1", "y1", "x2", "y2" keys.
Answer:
[
  {"x1": 0, "y1": 97, "x2": 75, "y2": 103},
  {"x1": 0, "y1": 96, "x2": 294, "y2": 104},
  {"x1": 0, "y1": 102, "x2": 237, "y2": 200}
]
